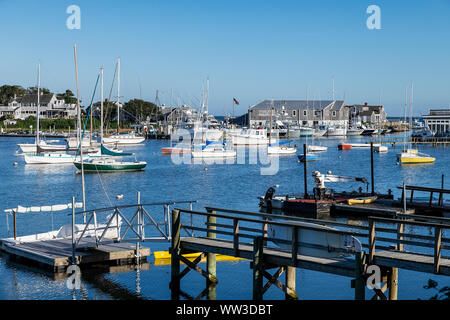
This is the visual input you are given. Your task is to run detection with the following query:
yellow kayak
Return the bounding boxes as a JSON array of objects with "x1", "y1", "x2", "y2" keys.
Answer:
[
  {"x1": 153, "y1": 251, "x2": 242, "y2": 266},
  {"x1": 347, "y1": 196, "x2": 377, "y2": 205}
]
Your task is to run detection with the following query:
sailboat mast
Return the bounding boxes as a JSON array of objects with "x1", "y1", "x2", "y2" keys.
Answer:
[
  {"x1": 409, "y1": 82, "x2": 414, "y2": 150},
  {"x1": 36, "y1": 62, "x2": 41, "y2": 146},
  {"x1": 74, "y1": 44, "x2": 86, "y2": 217},
  {"x1": 117, "y1": 57, "x2": 120, "y2": 130},
  {"x1": 100, "y1": 67, "x2": 104, "y2": 143},
  {"x1": 269, "y1": 100, "x2": 273, "y2": 145}
]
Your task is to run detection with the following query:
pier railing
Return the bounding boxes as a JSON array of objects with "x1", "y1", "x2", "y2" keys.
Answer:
[
  {"x1": 367, "y1": 214, "x2": 450, "y2": 274},
  {"x1": 71, "y1": 198, "x2": 197, "y2": 249},
  {"x1": 172, "y1": 206, "x2": 450, "y2": 275}
]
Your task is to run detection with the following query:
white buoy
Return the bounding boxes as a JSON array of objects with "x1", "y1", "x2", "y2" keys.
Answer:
[
  {"x1": 116, "y1": 194, "x2": 124, "y2": 199},
  {"x1": 13, "y1": 162, "x2": 18, "y2": 166},
  {"x1": 204, "y1": 167, "x2": 208, "y2": 171}
]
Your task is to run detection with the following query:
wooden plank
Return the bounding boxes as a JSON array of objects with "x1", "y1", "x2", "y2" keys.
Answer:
[{"x1": 180, "y1": 237, "x2": 356, "y2": 277}]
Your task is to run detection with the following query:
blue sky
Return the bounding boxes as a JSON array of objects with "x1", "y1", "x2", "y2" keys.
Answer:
[{"x1": 1, "y1": 0, "x2": 449, "y2": 116}]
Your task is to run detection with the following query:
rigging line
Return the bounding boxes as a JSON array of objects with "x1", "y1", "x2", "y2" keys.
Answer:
[
  {"x1": 76, "y1": 74, "x2": 100, "y2": 156},
  {"x1": 95, "y1": 164, "x2": 114, "y2": 208},
  {"x1": 104, "y1": 60, "x2": 119, "y2": 125}
]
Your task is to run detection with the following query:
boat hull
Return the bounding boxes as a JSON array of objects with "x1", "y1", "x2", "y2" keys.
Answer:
[
  {"x1": 268, "y1": 220, "x2": 361, "y2": 259},
  {"x1": 74, "y1": 161, "x2": 147, "y2": 171}
]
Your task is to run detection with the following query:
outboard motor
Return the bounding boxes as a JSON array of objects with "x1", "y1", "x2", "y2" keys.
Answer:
[{"x1": 260, "y1": 187, "x2": 276, "y2": 209}]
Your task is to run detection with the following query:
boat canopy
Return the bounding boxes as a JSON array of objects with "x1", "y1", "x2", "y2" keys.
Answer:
[
  {"x1": 101, "y1": 144, "x2": 132, "y2": 156},
  {"x1": 4, "y1": 202, "x2": 83, "y2": 214}
]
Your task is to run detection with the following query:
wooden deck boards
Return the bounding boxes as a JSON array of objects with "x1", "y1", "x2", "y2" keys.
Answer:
[
  {"x1": 0, "y1": 238, "x2": 150, "y2": 271},
  {"x1": 180, "y1": 237, "x2": 356, "y2": 277},
  {"x1": 180, "y1": 237, "x2": 450, "y2": 277}
]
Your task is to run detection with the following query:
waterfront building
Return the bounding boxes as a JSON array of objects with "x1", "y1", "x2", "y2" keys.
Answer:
[
  {"x1": 0, "y1": 93, "x2": 77, "y2": 119},
  {"x1": 248, "y1": 100, "x2": 349, "y2": 128},
  {"x1": 347, "y1": 103, "x2": 387, "y2": 125},
  {"x1": 422, "y1": 109, "x2": 450, "y2": 134}
]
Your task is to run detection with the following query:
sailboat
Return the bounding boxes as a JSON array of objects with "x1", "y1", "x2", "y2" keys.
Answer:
[
  {"x1": 397, "y1": 83, "x2": 435, "y2": 164},
  {"x1": 24, "y1": 66, "x2": 102, "y2": 165},
  {"x1": 74, "y1": 66, "x2": 147, "y2": 172},
  {"x1": 266, "y1": 100, "x2": 296, "y2": 155},
  {"x1": 18, "y1": 63, "x2": 68, "y2": 155},
  {"x1": 191, "y1": 140, "x2": 236, "y2": 158},
  {"x1": 102, "y1": 58, "x2": 145, "y2": 145}
]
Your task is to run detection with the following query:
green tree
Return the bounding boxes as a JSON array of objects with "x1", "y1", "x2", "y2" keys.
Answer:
[
  {"x1": 27, "y1": 87, "x2": 51, "y2": 95},
  {"x1": 56, "y1": 89, "x2": 77, "y2": 104},
  {"x1": 0, "y1": 85, "x2": 27, "y2": 104},
  {"x1": 123, "y1": 99, "x2": 160, "y2": 122}
]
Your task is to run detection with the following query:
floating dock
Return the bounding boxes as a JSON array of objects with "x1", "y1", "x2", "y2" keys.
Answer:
[{"x1": 0, "y1": 238, "x2": 150, "y2": 272}]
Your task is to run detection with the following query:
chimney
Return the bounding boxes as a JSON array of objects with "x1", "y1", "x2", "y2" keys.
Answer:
[{"x1": 13, "y1": 94, "x2": 16, "y2": 100}]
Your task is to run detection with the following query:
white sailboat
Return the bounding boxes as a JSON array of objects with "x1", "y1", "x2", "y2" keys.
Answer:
[
  {"x1": 17, "y1": 63, "x2": 67, "y2": 154},
  {"x1": 102, "y1": 58, "x2": 145, "y2": 145},
  {"x1": 266, "y1": 100, "x2": 296, "y2": 155},
  {"x1": 397, "y1": 83, "x2": 435, "y2": 164},
  {"x1": 191, "y1": 140, "x2": 236, "y2": 158}
]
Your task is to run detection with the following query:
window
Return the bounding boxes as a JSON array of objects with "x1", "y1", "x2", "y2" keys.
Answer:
[
  {"x1": 303, "y1": 110, "x2": 307, "y2": 116},
  {"x1": 332, "y1": 111, "x2": 337, "y2": 117},
  {"x1": 293, "y1": 110, "x2": 296, "y2": 116}
]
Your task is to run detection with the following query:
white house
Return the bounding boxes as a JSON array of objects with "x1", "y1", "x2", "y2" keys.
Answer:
[{"x1": 2, "y1": 93, "x2": 77, "y2": 120}]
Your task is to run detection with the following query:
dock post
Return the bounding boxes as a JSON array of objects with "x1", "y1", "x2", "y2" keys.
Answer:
[
  {"x1": 285, "y1": 266, "x2": 297, "y2": 300},
  {"x1": 71, "y1": 197, "x2": 76, "y2": 265},
  {"x1": 136, "y1": 191, "x2": 141, "y2": 264},
  {"x1": 253, "y1": 236, "x2": 264, "y2": 300},
  {"x1": 170, "y1": 209, "x2": 181, "y2": 300},
  {"x1": 370, "y1": 142, "x2": 374, "y2": 195},
  {"x1": 13, "y1": 210, "x2": 16, "y2": 240},
  {"x1": 303, "y1": 144, "x2": 308, "y2": 199},
  {"x1": 206, "y1": 209, "x2": 217, "y2": 300},
  {"x1": 388, "y1": 267, "x2": 399, "y2": 300},
  {"x1": 354, "y1": 251, "x2": 366, "y2": 300}
]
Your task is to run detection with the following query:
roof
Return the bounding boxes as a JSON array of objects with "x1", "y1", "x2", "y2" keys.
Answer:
[
  {"x1": 17, "y1": 93, "x2": 54, "y2": 105},
  {"x1": 250, "y1": 100, "x2": 345, "y2": 111}
]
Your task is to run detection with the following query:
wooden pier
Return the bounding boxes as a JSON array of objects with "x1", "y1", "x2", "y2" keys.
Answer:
[
  {"x1": 169, "y1": 207, "x2": 450, "y2": 300},
  {"x1": 0, "y1": 238, "x2": 150, "y2": 272}
]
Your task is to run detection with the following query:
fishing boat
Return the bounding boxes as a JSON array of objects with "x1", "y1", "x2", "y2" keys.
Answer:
[
  {"x1": 346, "y1": 127, "x2": 363, "y2": 136},
  {"x1": 298, "y1": 126, "x2": 314, "y2": 137},
  {"x1": 313, "y1": 125, "x2": 328, "y2": 137},
  {"x1": 360, "y1": 128, "x2": 377, "y2": 136},
  {"x1": 326, "y1": 124, "x2": 347, "y2": 136},
  {"x1": 74, "y1": 157, "x2": 147, "y2": 172},
  {"x1": 229, "y1": 128, "x2": 269, "y2": 145},
  {"x1": 191, "y1": 141, "x2": 236, "y2": 158}
]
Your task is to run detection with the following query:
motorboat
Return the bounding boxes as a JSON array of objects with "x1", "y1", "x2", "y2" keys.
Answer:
[
  {"x1": 326, "y1": 125, "x2": 347, "y2": 136},
  {"x1": 229, "y1": 128, "x2": 269, "y2": 145}
]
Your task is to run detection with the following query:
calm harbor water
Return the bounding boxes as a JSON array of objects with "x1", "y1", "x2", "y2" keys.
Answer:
[{"x1": 0, "y1": 134, "x2": 448, "y2": 300}]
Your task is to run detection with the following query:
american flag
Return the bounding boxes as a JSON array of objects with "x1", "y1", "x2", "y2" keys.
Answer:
[{"x1": 233, "y1": 98, "x2": 239, "y2": 105}]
